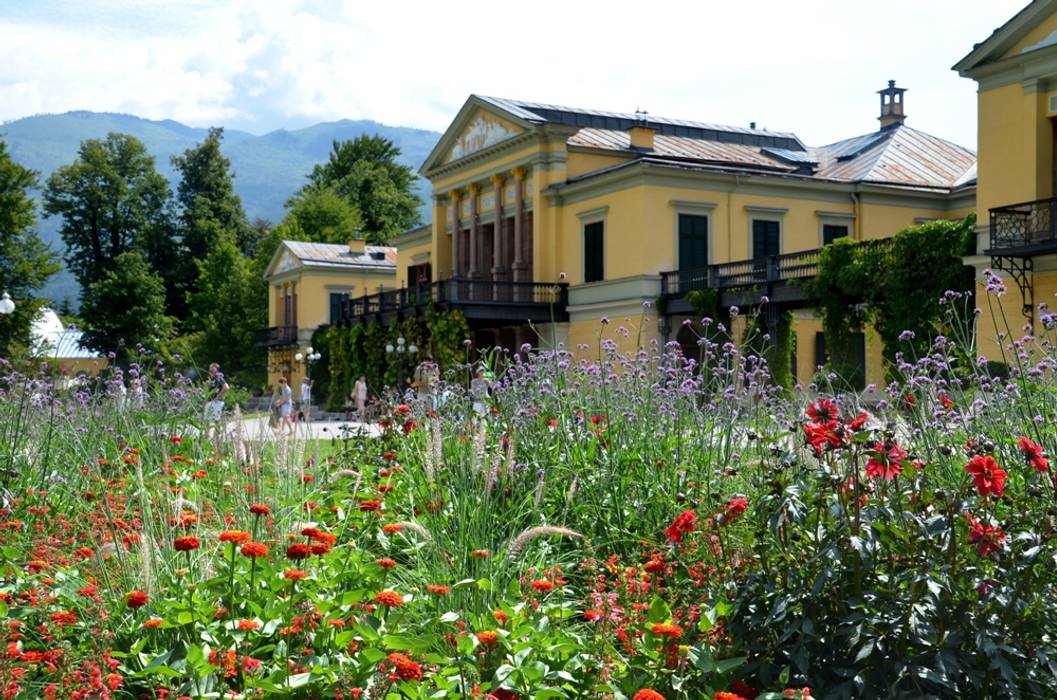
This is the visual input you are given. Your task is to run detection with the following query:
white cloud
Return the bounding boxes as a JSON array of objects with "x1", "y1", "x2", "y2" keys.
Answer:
[{"x1": 0, "y1": 0, "x2": 1028, "y2": 148}]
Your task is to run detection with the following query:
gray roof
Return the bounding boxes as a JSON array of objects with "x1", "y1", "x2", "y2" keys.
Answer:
[
  {"x1": 47, "y1": 329, "x2": 100, "y2": 360},
  {"x1": 283, "y1": 241, "x2": 396, "y2": 269},
  {"x1": 811, "y1": 126, "x2": 977, "y2": 188},
  {"x1": 477, "y1": 95, "x2": 806, "y2": 151}
]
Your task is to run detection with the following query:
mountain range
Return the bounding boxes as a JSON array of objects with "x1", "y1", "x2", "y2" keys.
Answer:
[{"x1": 1, "y1": 111, "x2": 442, "y2": 304}]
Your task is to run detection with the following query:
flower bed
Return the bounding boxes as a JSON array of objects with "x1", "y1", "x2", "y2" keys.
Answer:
[{"x1": 0, "y1": 312, "x2": 1055, "y2": 698}]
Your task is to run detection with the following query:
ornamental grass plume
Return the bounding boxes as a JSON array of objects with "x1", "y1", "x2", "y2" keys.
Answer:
[
  {"x1": 388, "y1": 521, "x2": 432, "y2": 541},
  {"x1": 505, "y1": 525, "x2": 583, "y2": 560}
]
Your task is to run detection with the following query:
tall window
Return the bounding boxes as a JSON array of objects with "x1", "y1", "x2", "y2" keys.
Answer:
[
  {"x1": 329, "y1": 293, "x2": 347, "y2": 324},
  {"x1": 584, "y1": 221, "x2": 605, "y2": 283},
  {"x1": 678, "y1": 214, "x2": 709, "y2": 270},
  {"x1": 823, "y1": 223, "x2": 849, "y2": 245},
  {"x1": 752, "y1": 220, "x2": 781, "y2": 260}
]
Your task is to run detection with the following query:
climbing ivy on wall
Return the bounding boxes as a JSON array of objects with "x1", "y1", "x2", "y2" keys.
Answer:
[
  {"x1": 741, "y1": 309, "x2": 795, "y2": 389},
  {"x1": 427, "y1": 309, "x2": 471, "y2": 380},
  {"x1": 808, "y1": 214, "x2": 976, "y2": 381}
]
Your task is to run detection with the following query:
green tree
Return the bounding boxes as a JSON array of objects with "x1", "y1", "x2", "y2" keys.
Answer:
[
  {"x1": 79, "y1": 250, "x2": 174, "y2": 363},
  {"x1": 0, "y1": 141, "x2": 60, "y2": 354},
  {"x1": 281, "y1": 185, "x2": 363, "y2": 245},
  {"x1": 186, "y1": 240, "x2": 267, "y2": 387},
  {"x1": 305, "y1": 135, "x2": 420, "y2": 242},
  {"x1": 172, "y1": 127, "x2": 257, "y2": 261},
  {"x1": 43, "y1": 133, "x2": 173, "y2": 291}
]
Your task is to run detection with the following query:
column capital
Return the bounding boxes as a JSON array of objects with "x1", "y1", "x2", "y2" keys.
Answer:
[
  {"x1": 489, "y1": 173, "x2": 506, "y2": 187},
  {"x1": 447, "y1": 188, "x2": 462, "y2": 201},
  {"x1": 467, "y1": 182, "x2": 482, "y2": 195},
  {"x1": 512, "y1": 166, "x2": 528, "y2": 181}
]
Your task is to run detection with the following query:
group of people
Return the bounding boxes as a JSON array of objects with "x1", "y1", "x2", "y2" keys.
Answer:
[{"x1": 201, "y1": 354, "x2": 494, "y2": 436}]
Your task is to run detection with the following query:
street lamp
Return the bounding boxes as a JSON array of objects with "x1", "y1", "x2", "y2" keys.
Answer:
[
  {"x1": 385, "y1": 336, "x2": 417, "y2": 397},
  {"x1": 295, "y1": 346, "x2": 322, "y2": 427},
  {"x1": 0, "y1": 292, "x2": 14, "y2": 315}
]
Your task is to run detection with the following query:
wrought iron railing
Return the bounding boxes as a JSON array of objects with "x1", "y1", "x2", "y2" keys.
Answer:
[
  {"x1": 989, "y1": 197, "x2": 1057, "y2": 252},
  {"x1": 661, "y1": 249, "x2": 822, "y2": 296},
  {"x1": 254, "y1": 325, "x2": 299, "y2": 348},
  {"x1": 339, "y1": 278, "x2": 569, "y2": 323}
]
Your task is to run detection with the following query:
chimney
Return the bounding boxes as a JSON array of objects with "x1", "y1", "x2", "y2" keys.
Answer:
[
  {"x1": 348, "y1": 238, "x2": 366, "y2": 255},
  {"x1": 628, "y1": 109, "x2": 655, "y2": 151},
  {"x1": 878, "y1": 80, "x2": 907, "y2": 130}
]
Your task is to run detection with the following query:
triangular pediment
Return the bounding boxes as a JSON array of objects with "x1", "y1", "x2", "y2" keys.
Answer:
[
  {"x1": 263, "y1": 243, "x2": 305, "y2": 280},
  {"x1": 420, "y1": 96, "x2": 536, "y2": 176},
  {"x1": 955, "y1": 0, "x2": 1057, "y2": 75}
]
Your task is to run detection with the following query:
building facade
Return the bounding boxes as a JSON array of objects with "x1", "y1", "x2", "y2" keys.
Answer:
[
  {"x1": 341, "y1": 88, "x2": 975, "y2": 386},
  {"x1": 260, "y1": 240, "x2": 396, "y2": 387},
  {"x1": 957, "y1": 0, "x2": 1057, "y2": 363}
]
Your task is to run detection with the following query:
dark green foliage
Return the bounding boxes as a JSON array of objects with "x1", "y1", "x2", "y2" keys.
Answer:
[
  {"x1": 808, "y1": 215, "x2": 976, "y2": 380},
  {"x1": 43, "y1": 133, "x2": 173, "y2": 291},
  {"x1": 279, "y1": 186, "x2": 363, "y2": 244},
  {"x1": 0, "y1": 140, "x2": 60, "y2": 354},
  {"x1": 185, "y1": 240, "x2": 267, "y2": 388},
  {"x1": 79, "y1": 250, "x2": 174, "y2": 363},
  {"x1": 305, "y1": 135, "x2": 421, "y2": 243}
]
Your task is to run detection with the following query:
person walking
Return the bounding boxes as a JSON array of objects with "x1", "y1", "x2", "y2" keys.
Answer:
[
  {"x1": 274, "y1": 377, "x2": 294, "y2": 436},
  {"x1": 352, "y1": 374, "x2": 368, "y2": 421},
  {"x1": 412, "y1": 355, "x2": 438, "y2": 410},
  {"x1": 470, "y1": 366, "x2": 491, "y2": 417},
  {"x1": 299, "y1": 376, "x2": 313, "y2": 423},
  {"x1": 204, "y1": 363, "x2": 229, "y2": 437}
]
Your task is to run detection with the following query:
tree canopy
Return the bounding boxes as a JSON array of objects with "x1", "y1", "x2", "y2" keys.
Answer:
[
  {"x1": 0, "y1": 140, "x2": 60, "y2": 353},
  {"x1": 304, "y1": 135, "x2": 420, "y2": 242}
]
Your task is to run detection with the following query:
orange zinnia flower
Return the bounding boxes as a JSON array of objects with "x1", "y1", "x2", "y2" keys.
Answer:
[
  {"x1": 219, "y1": 530, "x2": 251, "y2": 544},
  {"x1": 240, "y1": 542, "x2": 269, "y2": 558},
  {"x1": 374, "y1": 590, "x2": 403, "y2": 607}
]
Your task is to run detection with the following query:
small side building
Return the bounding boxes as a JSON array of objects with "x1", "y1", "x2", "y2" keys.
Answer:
[
  {"x1": 30, "y1": 308, "x2": 107, "y2": 385},
  {"x1": 259, "y1": 240, "x2": 396, "y2": 387}
]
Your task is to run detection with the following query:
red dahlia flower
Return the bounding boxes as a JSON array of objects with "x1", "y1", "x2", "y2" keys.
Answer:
[
  {"x1": 965, "y1": 455, "x2": 1006, "y2": 497},
  {"x1": 806, "y1": 397, "x2": 837, "y2": 424},
  {"x1": 865, "y1": 441, "x2": 908, "y2": 481},
  {"x1": 633, "y1": 692, "x2": 665, "y2": 700},
  {"x1": 1018, "y1": 436, "x2": 1049, "y2": 473},
  {"x1": 663, "y1": 510, "x2": 697, "y2": 543},
  {"x1": 386, "y1": 652, "x2": 421, "y2": 681},
  {"x1": 721, "y1": 497, "x2": 749, "y2": 523},
  {"x1": 965, "y1": 513, "x2": 1005, "y2": 557}
]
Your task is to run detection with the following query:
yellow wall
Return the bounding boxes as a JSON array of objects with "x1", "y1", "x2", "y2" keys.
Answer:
[
  {"x1": 565, "y1": 149, "x2": 632, "y2": 179},
  {"x1": 1006, "y1": 12, "x2": 1057, "y2": 57},
  {"x1": 976, "y1": 83, "x2": 1050, "y2": 215},
  {"x1": 395, "y1": 238, "x2": 433, "y2": 287}
]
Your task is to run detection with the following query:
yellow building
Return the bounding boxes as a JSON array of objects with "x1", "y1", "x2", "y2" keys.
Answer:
[
  {"x1": 31, "y1": 307, "x2": 108, "y2": 384},
  {"x1": 339, "y1": 87, "x2": 974, "y2": 386},
  {"x1": 956, "y1": 0, "x2": 1057, "y2": 363},
  {"x1": 259, "y1": 239, "x2": 396, "y2": 386}
]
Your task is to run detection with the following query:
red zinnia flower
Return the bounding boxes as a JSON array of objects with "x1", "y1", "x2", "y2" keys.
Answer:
[
  {"x1": 1018, "y1": 436, "x2": 1049, "y2": 473},
  {"x1": 174, "y1": 536, "x2": 200, "y2": 552},
  {"x1": 493, "y1": 610, "x2": 509, "y2": 624},
  {"x1": 50, "y1": 610, "x2": 78, "y2": 627},
  {"x1": 374, "y1": 591, "x2": 403, "y2": 607},
  {"x1": 286, "y1": 543, "x2": 310, "y2": 560},
  {"x1": 663, "y1": 510, "x2": 697, "y2": 543},
  {"x1": 714, "y1": 693, "x2": 748, "y2": 700},
  {"x1": 382, "y1": 523, "x2": 402, "y2": 534},
  {"x1": 476, "y1": 630, "x2": 499, "y2": 646},
  {"x1": 584, "y1": 609, "x2": 604, "y2": 622},
  {"x1": 219, "y1": 530, "x2": 251, "y2": 544},
  {"x1": 426, "y1": 585, "x2": 450, "y2": 596},
  {"x1": 359, "y1": 500, "x2": 382, "y2": 512},
  {"x1": 965, "y1": 455, "x2": 1006, "y2": 497},
  {"x1": 530, "y1": 579, "x2": 555, "y2": 593},
  {"x1": 633, "y1": 690, "x2": 666, "y2": 700},
  {"x1": 126, "y1": 590, "x2": 149, "y2": 609},
  {"x1": 237, "y1": 619, "x2": 260, "y2": 630},
  {"x1": 249, "y1": 504, "x2": 270, "y2": 516},
  {"x1": 240, "y1": 542, "x2": 269, "y2": 558},
  {"x1": 386, "y1": 652, "x2": 421, "y2": 681},
  {"x1": 143, "y1": 618, "x2": 163, "y2": 628},
  {"x1": 377, "y1": 558, "x2": 397, "y2": 569},
  {"x1": 471, "y1": 549, "x2": 490, "y2": 559},
  {"x1": 649, "y1": 622, "x2": 683, "y2": 639},
  {"x1": 284, "y1": 568, "x2": 307, "y2": 580}
]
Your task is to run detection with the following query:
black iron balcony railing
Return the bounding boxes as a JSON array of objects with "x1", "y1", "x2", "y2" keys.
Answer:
[
  {"x1": 340, "y1": 278, "x2": 569, "y2": 324},
  {"x1": 989, "y1": 197, "x2": 1057, "y2": 254},
  {"x1": 254, "y1": 325, "x2": 299, "y2": 348},
  {"x1": 661, "y1": 249, "x2": 821, "y2": 296}
]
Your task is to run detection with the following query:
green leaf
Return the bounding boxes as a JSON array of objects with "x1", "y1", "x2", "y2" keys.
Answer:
[
  {"x1": 714, "y1": 655, "x2": 747, "y2": 675},
  {"x1": 648, "y1": 596, "x2": 670, "y2": 624}
]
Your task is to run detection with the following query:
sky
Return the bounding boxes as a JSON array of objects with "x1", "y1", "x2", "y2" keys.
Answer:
[{"x1": 0, "y1": 0, "x2": 1030, "y2": 149}]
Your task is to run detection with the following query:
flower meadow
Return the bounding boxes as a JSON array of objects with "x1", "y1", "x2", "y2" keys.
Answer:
[{"x1": 1, "y1": 307, "x2": 1057, "y2": 699}]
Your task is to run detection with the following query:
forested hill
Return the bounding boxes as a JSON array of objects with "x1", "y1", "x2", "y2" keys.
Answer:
[{"x1": 1, "y1": 111, "x2": 441, "y2": 303}]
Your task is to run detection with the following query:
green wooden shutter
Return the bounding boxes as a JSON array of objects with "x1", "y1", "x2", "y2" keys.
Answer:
[
  {"x1": 823, "y1": 224, "x2": 849, "y2": 245},
  {"x1": 678, "y1": 214, "x2": 708, "y2": 270},
  {"x1": 584, "y1": 222, "x2": 604, "y2": 283},
  {"x1": 753, "y1": 220, "x2": 780, "y2": 259}
]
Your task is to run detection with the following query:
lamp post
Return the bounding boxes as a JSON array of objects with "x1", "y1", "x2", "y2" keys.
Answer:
[
  {"x1": 385, "y1": 336, "x2": 417, "y2": 399},
  {"x1": 0, "y1": 292, "x2": 14, "y2": 315},
  {"x1": 294, "y1": 346, "x2": 321, "y2": 428}
]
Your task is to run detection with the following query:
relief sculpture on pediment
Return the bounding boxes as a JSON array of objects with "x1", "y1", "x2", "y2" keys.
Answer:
[{"x1": 449, "y1": 115, "x2": 518, "y2": 161}]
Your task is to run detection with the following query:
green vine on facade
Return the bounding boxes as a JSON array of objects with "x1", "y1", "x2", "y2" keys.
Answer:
[{"x1": 808, "y1": 214, "x2": 976, "y2": 381}]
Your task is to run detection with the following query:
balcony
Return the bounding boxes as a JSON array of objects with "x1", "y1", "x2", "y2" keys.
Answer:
[
  {"x1": 339, "y1": 278, "x2": 569, "y2": 329},
  {"x1": 254, "y1": 325, "x2": 299, "y2": 348},
  {"x1": 988, "y1": 197, "x2": 1057, "y2": 256}
]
